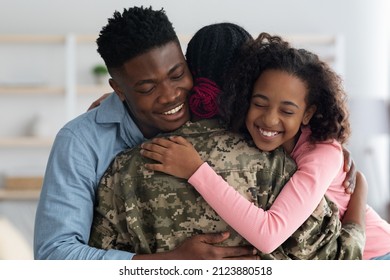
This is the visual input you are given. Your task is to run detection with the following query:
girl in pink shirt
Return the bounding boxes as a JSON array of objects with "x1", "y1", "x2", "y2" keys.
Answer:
[{"x1": 141, "y1": 33, "x2": 390, "y2": 259}]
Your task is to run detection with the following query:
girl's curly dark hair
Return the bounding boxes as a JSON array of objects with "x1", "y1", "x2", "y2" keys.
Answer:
[{"x1": 219, "y1": 32, "x2": 351, "y2": 144}]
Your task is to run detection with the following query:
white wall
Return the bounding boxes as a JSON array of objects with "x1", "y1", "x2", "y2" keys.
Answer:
[
  {"x1": 1, "y1": 0, "x2": 388, "y2": 98},
  {"x1": 0, "y1": 0, "x2": 389, "y2": 218}
]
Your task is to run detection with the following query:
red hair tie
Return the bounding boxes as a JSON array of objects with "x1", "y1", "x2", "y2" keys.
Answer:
[{"x1": 189, "y1": 77, "x2": 221, "y2": 119}]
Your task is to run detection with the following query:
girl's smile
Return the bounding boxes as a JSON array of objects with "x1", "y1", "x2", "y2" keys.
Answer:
[
  {"x1": 258, "y1": 127, "x2": 281, "y2": 138},
  {"x1": 245, "y1": 69, "x2": 316, "y2": 154}
]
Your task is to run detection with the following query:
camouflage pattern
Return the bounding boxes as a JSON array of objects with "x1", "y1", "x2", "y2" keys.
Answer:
[{"x1": 89, "y1": 119, "x2": 364, "y2": 259}]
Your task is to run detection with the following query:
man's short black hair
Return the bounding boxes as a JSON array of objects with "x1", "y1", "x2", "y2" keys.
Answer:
[{"x1": 97, "y1": 6, "x2": 179, "y2": 69}]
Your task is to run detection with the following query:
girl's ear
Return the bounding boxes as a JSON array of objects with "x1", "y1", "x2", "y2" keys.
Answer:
[
  {"x1": 109, "y1": 78, "x2": 125, "y2": 101},
  {"x1": 302, "y1": 105, "x2": 316, "y2": 125}
]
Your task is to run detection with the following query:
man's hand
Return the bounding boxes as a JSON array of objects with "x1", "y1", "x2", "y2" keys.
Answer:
[
  {"x1": 132, "y1": 232, "x2": 257, "y2": 260},
  {"x1": 342, "y1": 171, "x2": 367, "y2": 227},
  {"x1": 342, "y1": 147, "x2": 357, "y2": 194},
  {"x1": 87, "y1": 93, "x2": 110, "y2": 111}
]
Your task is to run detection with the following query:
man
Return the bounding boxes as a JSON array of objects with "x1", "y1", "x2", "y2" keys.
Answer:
[
  {"x1": 34, "y1": 6, "x2": 254, "y2": 260},
  {"x1": 88, "y1": 23, "x2": 365, "y2": 260}
]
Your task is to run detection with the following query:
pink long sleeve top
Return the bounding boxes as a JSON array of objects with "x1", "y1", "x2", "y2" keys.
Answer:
[{"x1": 188, "y1": 126, "x2": 390, "y2": 259}]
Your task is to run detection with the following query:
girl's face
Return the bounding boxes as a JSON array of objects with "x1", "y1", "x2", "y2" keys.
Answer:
[{"x1": 245, "y1": 69, "x2": 316, "y2": 154}]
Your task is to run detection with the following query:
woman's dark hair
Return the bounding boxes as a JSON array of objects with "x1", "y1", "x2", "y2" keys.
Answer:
[
  {"x1": 221, "y1": 32, "x2": 351, "y2": 144},
  {"x1": 185, "y1": 22, "x2": 253, "y2": 119},
  {"x1": 97, "y1": 6, "x2": 179, "y2": 69}
]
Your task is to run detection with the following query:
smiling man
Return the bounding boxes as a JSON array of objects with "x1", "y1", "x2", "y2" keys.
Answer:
[
  {"x1": 106, "y1": 41, "x2": 192, "y2": 138},
  {"x1": 34, "y1": 6, "x2": 254, "y2": 260}
]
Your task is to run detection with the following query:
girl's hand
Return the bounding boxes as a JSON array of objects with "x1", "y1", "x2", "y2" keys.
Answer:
[{"x1": 140, "y1": 136, "x2": 204, "y2": 179}]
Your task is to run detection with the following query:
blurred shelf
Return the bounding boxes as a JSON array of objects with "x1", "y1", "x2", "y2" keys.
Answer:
[
  {"x1": 0, "y1": 189, "x2": 40, "y2": 200},
  {"x1": 0, "y1": 34, "x2": 189, "y2": 44},
  {"x1": 0, "y1": 85, "x2": 111, "y2": 95},
  {"x1": 0, "y1": 85, "x2": 64, "y2": 95},
  {"x1": 77, "y1": 85, "x2": 112, "y2": 95},
  {"x1": 0, "y1": 34, "x2": 99, "y2": 44},
  {"x1": 0, "y1": 137, "x2": 54, "y2": 148},
  {"x1": 0, "y1": 34, "x2": 65, "y2": 44}
]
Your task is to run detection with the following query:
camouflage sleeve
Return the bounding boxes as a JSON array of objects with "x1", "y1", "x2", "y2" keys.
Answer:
[
  {"x1": 89, "y1": 208, "x2": 121, "y2": 250},
  {"x1": 266, "y1": 196, "x2": 364, "y2": 260},
  {"x1": 88, "y1": 151, "x2": 136, "y2": 253},
  {"x1": 337, "y1": 223, "x2": 365, "y2": 260}
]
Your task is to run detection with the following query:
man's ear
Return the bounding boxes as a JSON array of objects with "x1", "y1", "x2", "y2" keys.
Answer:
[
  {"x1": 109, "y1": 78, "x2": 125, "y2": 101},
  {"x1": 302, "y1": 105, "x2": 317, "y2": 125}
]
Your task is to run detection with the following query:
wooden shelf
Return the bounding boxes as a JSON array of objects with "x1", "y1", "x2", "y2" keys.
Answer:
[
  {"x1": 0, "y1": 34, "x2": 99, "y2": 44},
  {"x1": 77, "y1": 85, "x2": 112, "y2": 95},
  {"x1": 0, "y1": 34, "x2": 189, "y2": 45},
  {"x1": 0, "y1": 34, "x2": 66, "y2": 44},
  {"x1": 0, "y1": 85, "x2": 64, "y2": 95},
  {"x1": 0, "y1": 85, "x2": 111, "y2": 95},
  {"x1": 0, "y1": 137, "x2": 53, "y2": 148},
  {"x1": 0, "y1": 189, "x2": 40, "y2": 200}
]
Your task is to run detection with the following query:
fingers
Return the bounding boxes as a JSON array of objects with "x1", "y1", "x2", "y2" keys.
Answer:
[
  {"x1": 343, "y1": 148, "x2": 352, "y2": 172},
  {"x1": 141, "y1": 138, "x2": 172, "y2": 162},
  {"x1": 199, "y1": 232, "x2": 256, "y2": 259},
  {"x1": 144, "y1": 163, "x2": 164, "y2": 173},
  {"x1": 200, "y1": 231, "x2": 230, "y2": 244},
  {"x1": 147, "y1": 137, "x2": 173, "y2": 149},
  {"x1": 168, "y1": 136, "x2": 191, "y2": 146},
  {"x1": 343, "y1": 181, "x2": 352, "y2": 194},
  {"x1": 140, "y1": 136, "x2": 191, "y2": 162},
  {"x1": 140, "y1": 146, "x2": 165, "y2": 163},
  {"x1": 343, "y1": 163, "x2": 357, "y2": 194},
  {"x1": 342, "y1": 147, "x2": 357, "y2": 194},
  {"x1": 343, "y1": 178, "x2": 354, "y2": 194}
]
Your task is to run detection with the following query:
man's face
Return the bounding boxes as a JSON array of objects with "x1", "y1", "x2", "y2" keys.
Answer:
[{"x1": 110, "y1": 41, "x2": 193, "y2": 138}]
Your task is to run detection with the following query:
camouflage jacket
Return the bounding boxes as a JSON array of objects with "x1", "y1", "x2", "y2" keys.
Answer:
[{"x1": 89, "y1": 119, "x2": 364, "y2": 259}]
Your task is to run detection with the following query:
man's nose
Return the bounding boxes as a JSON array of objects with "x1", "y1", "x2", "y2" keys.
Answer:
[{"x1": 158, "y1": 82, "x2": 180, "y2": 103}]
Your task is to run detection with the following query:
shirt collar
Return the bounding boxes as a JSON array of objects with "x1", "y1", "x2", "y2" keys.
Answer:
[
  {"x1": 95, "y1": 92, "x2": 146, "y2": 147},
  {"x1": 95, "y1": 92, "x2": 126, "y2": 124}
]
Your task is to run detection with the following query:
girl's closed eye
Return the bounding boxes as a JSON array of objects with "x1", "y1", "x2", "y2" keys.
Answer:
[
  {"x1": 280, "y1": 109, "x2": 295, "y2": 115},
  {"x1": 251, "y1": 96, "x2": 268, "y2": 108},
  {"x1": 254, "y1": 102, "x2": 268, "y2": 108}
]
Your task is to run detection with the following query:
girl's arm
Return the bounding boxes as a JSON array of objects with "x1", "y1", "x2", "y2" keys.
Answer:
[{"x1": 141, "y1": 136, "x2": 345, "y2": 253}]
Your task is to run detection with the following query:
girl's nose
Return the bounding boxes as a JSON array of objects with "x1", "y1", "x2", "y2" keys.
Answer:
[{"x1": 263, "y1": 109, "x2": 279, "y2": 127}]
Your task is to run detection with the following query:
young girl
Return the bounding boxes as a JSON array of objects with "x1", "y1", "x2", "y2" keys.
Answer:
[{"x1": 141, "y1": 33, "x2": 390, "y2": 260}]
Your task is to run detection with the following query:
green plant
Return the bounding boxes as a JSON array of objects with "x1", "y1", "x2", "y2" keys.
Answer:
[{"x1": 92, "y1": 64, "x2": 108, "y2": 76}]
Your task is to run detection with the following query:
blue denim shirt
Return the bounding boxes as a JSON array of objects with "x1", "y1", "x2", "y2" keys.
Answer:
[{"x1": 34, "y1": 93, "x2": 145, "y2": 259}]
